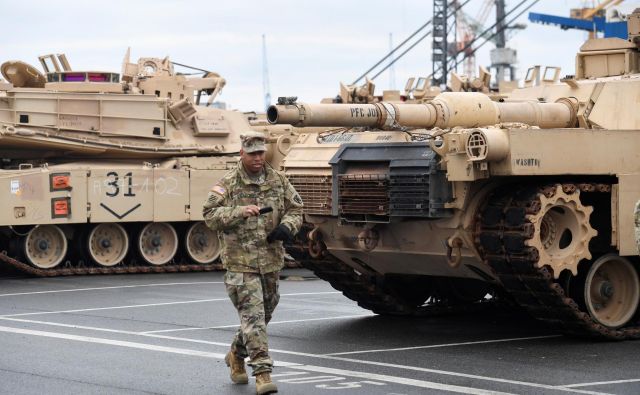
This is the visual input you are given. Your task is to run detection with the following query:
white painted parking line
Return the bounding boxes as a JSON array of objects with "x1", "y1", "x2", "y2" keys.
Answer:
[
  {"x1": 285, "y1": 365, "x2": 517, "y2": 395},
  {"x1": 560, "y1": 378, "x2": 640, "y2": 388},
  {"x1": 0, "y1": 281, "x2": 224, "y2": 297},
  {"x1": 0, "y1": 325, "x2": 517, "y2": 395},
  {"x1": 141, "y1": 313, "x2": 374, "y2": 334},
  {"x1": 0, "y1": 317, "x2": 611, "y2": 395},
  {"x1": 269, "y1": 371, "x2": 309, "y2": 378},
  {"x1": 0, "y1": 317, "x2": 149, "y2": 335},
  {"x1": 1, "y1": 314, "x2": 373, "y2": 336},
  {"x1": 0, "y1": 324, "x2": 231, "y2": 359},
  {"x1": 325, "y1": 335, "x2": 562, "y2": 355},
  {"x1": 0, "y1": 291, "x2": 341, "y2": 318},
  {"x1": 286, "y1": 352, "x2": 610, "y2": 395},
  {"x1": 278, "y1": 375, "x2": 346, "y2": 384},
  {"x1": 0, "y1": 297, "x2": 230, "y2": 317},
  {"x1": 281, "y1": 296, "x2": 357, "y2": 306}
]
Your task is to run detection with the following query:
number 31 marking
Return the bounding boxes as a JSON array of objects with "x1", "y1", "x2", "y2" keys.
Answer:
[{"x1": 105, "y1": 172, "x2": 136, "y2": 197}]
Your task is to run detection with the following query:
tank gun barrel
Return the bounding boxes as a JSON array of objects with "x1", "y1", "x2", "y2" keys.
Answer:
[{"x1": 267, "y1": 92, "x2": 577, "y2": 129}]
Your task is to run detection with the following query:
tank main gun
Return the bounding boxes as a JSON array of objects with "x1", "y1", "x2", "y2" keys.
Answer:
[{"x1": 268, "y1": 92, "x2": 577, "y2": 130}]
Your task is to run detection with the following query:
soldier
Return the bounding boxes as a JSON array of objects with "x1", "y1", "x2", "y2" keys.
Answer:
[
  {"x1": 202, "y1": 131, "x2": 303, "y2": 395},
  {"x1": 636, "y1": 200, "x2": 640, "y2": 255}
]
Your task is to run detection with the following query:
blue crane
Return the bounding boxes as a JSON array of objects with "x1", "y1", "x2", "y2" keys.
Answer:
[{"x1": 528, "y1": 12, "x2": 627, "y2": 38}]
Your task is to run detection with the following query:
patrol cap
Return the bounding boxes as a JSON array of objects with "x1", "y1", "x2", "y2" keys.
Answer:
[{"x1": 240, "y1": 131, "x2": 267, "y2": 153}]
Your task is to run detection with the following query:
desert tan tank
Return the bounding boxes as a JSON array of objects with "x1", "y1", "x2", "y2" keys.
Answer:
[
  {"x1": 0, "y1": 51, "x2": 297, "y2": 276},
  {"x1": 268, "y1": 12, "x2": 640, "y2": 339}
]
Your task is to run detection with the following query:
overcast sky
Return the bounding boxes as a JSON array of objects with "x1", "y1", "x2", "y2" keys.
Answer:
[{"x1": 2, "y1": 0, "x2": 639, "y2": 111}]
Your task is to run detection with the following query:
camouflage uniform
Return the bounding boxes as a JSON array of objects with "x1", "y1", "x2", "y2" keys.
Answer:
[
  {"x1": 635, "y1": 200, "x2": 640, "y2": 255},
  {"x1": 203, "y1": 152, "x2": 303, "y2": 375}
]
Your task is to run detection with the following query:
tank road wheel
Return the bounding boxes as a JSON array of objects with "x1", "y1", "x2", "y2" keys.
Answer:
[
  {"x1": 138, "y1": 222, "x2": 178, "y2": 265},
  {"x1": 526, "y1": 184, "x2": 598, "y2": 277},
  {"x1": 87, "y1": 223, "x2": 129, "y2": 267},
  {"x1": 23, "y1": 225, "x2": 68, "y2": 269},
  {"x1": 184, "y1": 222, "x2": 220, "y2": 264},
  {"x1": 584, "y1": 254, "x2": 640, "y2": 329}
]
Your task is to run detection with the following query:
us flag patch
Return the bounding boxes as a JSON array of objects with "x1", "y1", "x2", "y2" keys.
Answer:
[{"x1": 211, "y1": 184, "x2": 226, "y2": 195}]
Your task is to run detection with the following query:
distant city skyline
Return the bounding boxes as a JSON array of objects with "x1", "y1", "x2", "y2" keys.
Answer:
[{"x1": 2, "y1": 0, "x2": 639, "y2": 111}]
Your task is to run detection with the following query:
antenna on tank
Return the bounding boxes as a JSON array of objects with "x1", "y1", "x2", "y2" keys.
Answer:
[
  {"x1": 389, "y1": 33, "x2": 396, "y2": 90},
  {"x1": 262, "y1": 34, "x2": 271, "y2": 112}
]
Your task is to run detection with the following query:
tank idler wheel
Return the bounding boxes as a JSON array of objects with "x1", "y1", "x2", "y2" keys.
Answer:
[
  {"x1": 526, "y1": 184, "x2": 597, "y2": 277},
  {"x1": 23, "y1": 225, "x2": 68, "y2": 269},
  {"x1": 138, "y1": 222, "x2": 178, "y2": 265},
  {"x1": 184, "y1": 222, "x2": 220, "y2": 264},
  {"x1": 87, "y1": 223, "x2": 129, "y2": 267},
  {"x1": 584, "y1": 254, "x2": 640, "y2": 329}
]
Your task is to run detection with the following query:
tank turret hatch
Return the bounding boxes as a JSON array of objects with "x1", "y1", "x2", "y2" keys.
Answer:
[{"x1": 0, "y1": 61, "x2": 46, "y2": 88}]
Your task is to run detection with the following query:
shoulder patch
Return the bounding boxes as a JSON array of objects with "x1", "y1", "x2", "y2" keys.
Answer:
[
  {"x1": 286, "y1": 183, "x2": 303, "y2": 206},
  {"x1": 293, "y1": 192, "x2": 303, "y2": 205},
  {"x1": 211, "y1": 184, "x2": 226, "y2": 196}
]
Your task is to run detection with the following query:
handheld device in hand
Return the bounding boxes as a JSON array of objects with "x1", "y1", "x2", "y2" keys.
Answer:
[{"x1": 258, "y1": 206, "x2": 273, "y2": 215}]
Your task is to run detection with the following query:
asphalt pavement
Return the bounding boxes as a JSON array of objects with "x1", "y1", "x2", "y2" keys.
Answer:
[{"x1": 0, "y1": 269, "x2": 638, "y2": 395}]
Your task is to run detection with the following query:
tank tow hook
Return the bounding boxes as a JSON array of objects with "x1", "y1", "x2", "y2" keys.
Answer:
[
  {"x1": 307, "y1": 228, "x2": 327, "y2": 259},
  {"x1": 446, "y1": 236, "x2": 464, "y2": 268},
  {"x1": 357, "y1": 228, "x2": 379, "y2": 252}
]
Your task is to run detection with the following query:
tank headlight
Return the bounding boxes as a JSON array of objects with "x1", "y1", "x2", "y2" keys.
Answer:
[{"x1": 465, "y1": 128, "x2": 509, "y2": 162}]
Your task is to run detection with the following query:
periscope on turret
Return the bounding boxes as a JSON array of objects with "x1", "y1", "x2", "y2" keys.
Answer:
[{"x1": 268, "y1": 15, "x2": 640, "y2": 340}]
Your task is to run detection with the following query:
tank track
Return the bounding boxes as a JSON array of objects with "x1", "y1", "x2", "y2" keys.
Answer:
[
  {"x1": 289, "y1": 241, "x2": 497, "y2": 317},
  {"x1": 0, "y1": 251, "x2": 224, "y2": 277},
  {"x1": 476, "y1": 182, "x2": 640, "y2": 340},
  {"x1": 0, "y1": 252, "x2": 301, "y2": 277}
]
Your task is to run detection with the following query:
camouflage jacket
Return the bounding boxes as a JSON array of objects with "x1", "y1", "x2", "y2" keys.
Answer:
[{"x1": 202, "y1": 163, "x2": 303, "y2": 273}]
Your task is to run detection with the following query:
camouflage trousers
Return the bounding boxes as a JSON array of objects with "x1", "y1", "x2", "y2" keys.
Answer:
[
  {"x1": 635, "y1": 200, "x2": 640, "y2": 255},
  {"x1": 224, "y1": 270, "x2": 280, "y2": 375}
]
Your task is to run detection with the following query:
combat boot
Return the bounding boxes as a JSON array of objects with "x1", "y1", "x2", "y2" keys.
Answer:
[
  {"x1": 255, "y1": 372, "x2": 278, "y2": 394},
  {"x1": 224, "y1": 351, "x2": 248, "y2": 384}
]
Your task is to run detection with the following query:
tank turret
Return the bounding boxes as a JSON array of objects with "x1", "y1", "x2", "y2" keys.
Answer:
[{"x1": 0, "y1": 50, "x2": 245, "y2": 159}]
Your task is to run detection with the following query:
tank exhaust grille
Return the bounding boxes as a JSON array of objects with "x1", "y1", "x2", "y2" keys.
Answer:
[
  {"x1": 338, "y1": 174, "x2": 389, "y2": 215},
  {"x1": 329, "y1": 142, "x2": 453, "y2": 221},
  {"x1": 287, "y1": 174, "x2": 333, "y2": 215},
  {"x1": 389, "y1": 172, "x2": 431, "y2": 216}
]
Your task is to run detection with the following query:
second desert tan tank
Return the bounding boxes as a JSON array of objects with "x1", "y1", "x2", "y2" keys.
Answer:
[{"x1": 0, "y1": 51, "x2": 297, "y2": 276}]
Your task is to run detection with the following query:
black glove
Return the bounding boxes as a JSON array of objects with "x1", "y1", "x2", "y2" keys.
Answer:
[{"x1": 267, "y1": 224, "x2": 292, "y2": 243}]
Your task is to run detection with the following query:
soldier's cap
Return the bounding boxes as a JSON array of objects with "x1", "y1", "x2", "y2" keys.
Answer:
[{"x1": 240, "y1": 131, "x2": 267, "y2": 153}]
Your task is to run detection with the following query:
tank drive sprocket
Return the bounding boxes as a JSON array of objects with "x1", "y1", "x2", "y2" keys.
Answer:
[
  {"x1": 525, "y1": 184, "x2": 598, "y2": 277},
  {"x1": 476, "y1": 182, "x2": 640, "y2": 339}
]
